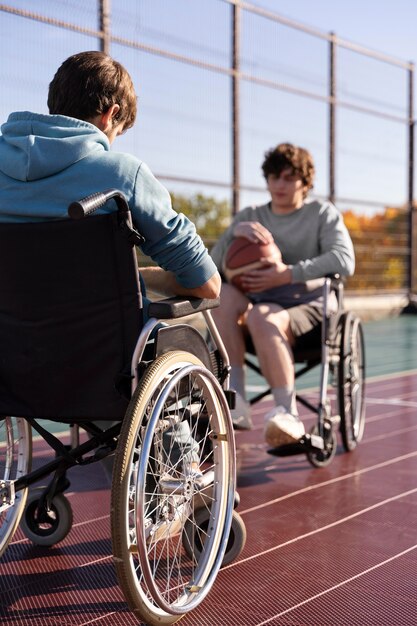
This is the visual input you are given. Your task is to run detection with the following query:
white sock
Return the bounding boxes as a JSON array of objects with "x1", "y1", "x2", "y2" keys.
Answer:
[
  {"x1": 271, "y1": 386, "x2": 297, "y2": 416},
  {"x1": 230, "y1": 366, "x2": 246, "y2": 399}
]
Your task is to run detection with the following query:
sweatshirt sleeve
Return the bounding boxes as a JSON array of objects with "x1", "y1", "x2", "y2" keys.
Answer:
[
  {"x1": 291, "y1": 203, "x2": 355, "y2": 283},
  {"x1": 131, "y1": 162, "x2": 217, "y2": 289}
]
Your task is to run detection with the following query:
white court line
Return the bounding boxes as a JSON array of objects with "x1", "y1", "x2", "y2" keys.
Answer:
[
  {"x1": 222, "y1": 486, "x2": 417, "y2": 572},
  {"x1": 366, "y1": 397, "x2": 417, "y2": 408},
  {"x1": 249, "y1": 367, "x2": 417, "y2": 397},
  {"x1": 239, "y1": 449, "x2": 417, "y2": 516},
  {"x1": 365, "y1": 424, "x2": 417, "y2": 443},
  {"x1": 255, "y1": 543, "x2": 417, "y2": 625},
  {"x1": 365, "y1": 367, "x2": 417, "y2": 383},
  {"x1": 10, "y1": 512, "x2": 111, "y2": 546}
]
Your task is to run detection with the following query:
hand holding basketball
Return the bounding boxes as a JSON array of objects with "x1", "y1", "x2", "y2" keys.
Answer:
[
  {"x1": 232, "y1": 221, "x2": 274, "y2": 245},
  {"x1": 224, "y1": 235, "x2": 282, "y2": 291}
]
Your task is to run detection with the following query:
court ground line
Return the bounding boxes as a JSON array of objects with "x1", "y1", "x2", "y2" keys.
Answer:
[
  {"x1": 10, "y1": 513, "x2": 110, "y2": 546},
  {"x1": 223, "y1": 486, "x2": 417, "y2": 572},
  {"x1": 12, "y1": 441, "x2": 417, "y2": 549},
  {"x1": 249, "y1": 367, "x2": 417, "y2": 398},
  {"x1": 255, "y1": 543, "x2": 417, "y2": 625},
  {"x1": 364, "y1": 423, "x2": 417, "y2": 443},
  {"x1": 366, "y1": 397, "x2": 417, "y2": 407},
  {"x1": 239, "y1": 450, "x2": 417, "y2": 516},
  {"x1": 249, "y1": 403, "x2": 416, "y2": 432}
]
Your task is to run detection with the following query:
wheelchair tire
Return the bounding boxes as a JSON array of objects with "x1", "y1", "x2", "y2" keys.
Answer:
[
  {"x1": 183, "y1": 507, "x2": 246, "y2": 567},
  {"x1": 20, "y1": 487, "x2": 73, "y2": 546},
  {"x1": 307, "y1": 423, "x2": 337, "y2": 468},
  {"x1": 0, "y1": 417, "x2": 32, "y2": 557},
  {"x1": 111, "y1": 350, "x2": 236, "y2": 626},
  {"x1": 338, "y1": 312, "x2": 365, "y2": 451}
]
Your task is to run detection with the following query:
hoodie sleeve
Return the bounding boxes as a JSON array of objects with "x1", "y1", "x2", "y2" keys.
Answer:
[
  {"x1": 210, "y1": 206, "x2": 256, "y2": 271},
  {"x1": 130, "y1": 162, "x2": 217, "y2": 289}
]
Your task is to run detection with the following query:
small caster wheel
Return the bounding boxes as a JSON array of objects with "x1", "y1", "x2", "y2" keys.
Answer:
[
  {"x1": 307, "y1": 423, "x2": 337, "y2": 468},
  {"x1": 183, "y1": 507, "x2": 246, "y2": 567},
  {"x1": 20, "y1": 487, "x2": 73, "y2": 546}
]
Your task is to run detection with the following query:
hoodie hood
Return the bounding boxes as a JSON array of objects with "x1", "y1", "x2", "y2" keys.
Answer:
[{"x1": 0, "y1": 112, "x2": 109, "y2": 182}]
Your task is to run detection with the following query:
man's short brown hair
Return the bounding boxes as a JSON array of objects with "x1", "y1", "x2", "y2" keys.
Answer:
[
  {"x1": 262, "y1": 143, "x2": 315, "y2": 193},
  {"x1": 48, "y1": 51, "x2": 137, "y2": 130}
]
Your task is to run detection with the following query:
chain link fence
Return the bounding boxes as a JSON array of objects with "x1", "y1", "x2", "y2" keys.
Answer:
[{"x1": 0, "y1": 0, "x2": 414, "y2": 296}]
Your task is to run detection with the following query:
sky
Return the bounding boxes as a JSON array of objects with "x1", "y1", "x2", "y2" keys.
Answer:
[
  {"x1": 1, "y1": 0, "x2": 417, "y2": 214},
  {"x1": 257, "y1": 0, "x2": 417, "y2": 64}
]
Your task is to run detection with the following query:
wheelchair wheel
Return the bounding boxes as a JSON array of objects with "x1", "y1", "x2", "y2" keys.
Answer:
[
  {"x1": 111, "y1": 350, "x2": 235, "y2": 626},
  {"x1": 307, "y1": 422, "x2": 337, "y2": 468},
  {"x1": 183, "y1": 507, "x2": 246, "y2": 567},
  {"x1": 338, "y1": 313, "x2": 365, "y2": 451},
  {"x1": 20, "y1": 487, "x2": 73, "y2": 546},
  {"x1": 0, "y1": 417, "x2": 32, "y2": 557}
]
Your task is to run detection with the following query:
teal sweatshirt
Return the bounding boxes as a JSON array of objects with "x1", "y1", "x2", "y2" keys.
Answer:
[{"x1": 0, "y1": 111, "x2": 217, "y2": 290}]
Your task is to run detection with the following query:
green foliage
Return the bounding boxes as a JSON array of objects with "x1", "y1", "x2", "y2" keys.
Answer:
[
  {"x1": 170, "y1": 192, "x2": 231, "y2": 241},
  {"x1": 343, "y1": 207, "x2": 408, "y2": 292}
]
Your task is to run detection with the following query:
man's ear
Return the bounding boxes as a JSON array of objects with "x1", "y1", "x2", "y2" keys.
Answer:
[{"x1": 99, "y1": 103, "x2": 120, "y2": 132}]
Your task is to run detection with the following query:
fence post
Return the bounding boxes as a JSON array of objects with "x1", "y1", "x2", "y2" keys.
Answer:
[
  {"x1": 99, "y1": 0, "x2": 111, "y2": 54},
  {"x1": 328, "y1": 32, "x2": 336, "y2": 205},
  {"x1": 408, "y1": 63, "x2": 415, "y2": 300},
  {"x1": 232, "y1": 2, "x2": 241, "y2": 215}
]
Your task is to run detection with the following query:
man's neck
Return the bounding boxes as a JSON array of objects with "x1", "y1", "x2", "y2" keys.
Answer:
[{"x1": 270, "y1": 201, "x2": 304, "y2": 215}]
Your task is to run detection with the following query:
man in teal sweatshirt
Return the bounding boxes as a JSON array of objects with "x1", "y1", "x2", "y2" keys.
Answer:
[
  {"x1": 0, "y1": 50, "x2": 220, "y2": 301},
  {"x1": 0, "y1": 50, "x2": 221, "y2": 467}
]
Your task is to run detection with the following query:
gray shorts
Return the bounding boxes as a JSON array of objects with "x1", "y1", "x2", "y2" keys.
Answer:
[{"x1": 287, "y1": 303, "x2": 323, "y2": 350}]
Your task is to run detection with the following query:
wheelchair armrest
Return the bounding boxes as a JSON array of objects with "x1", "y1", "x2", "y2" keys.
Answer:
[
  {"x1": 326, "y1": 273, "x2": 342, "y2": 287},
  {"x1": 147, "y1": 296, "x2": 220, "y2": 319},
  {"x1": 325, "y1": 274, "x2": 344, "y2": 310}
]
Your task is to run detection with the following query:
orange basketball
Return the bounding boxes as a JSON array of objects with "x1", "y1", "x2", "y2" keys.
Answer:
[{"x1": 224, "y1": 237, "x2": 281, "y2": 291}]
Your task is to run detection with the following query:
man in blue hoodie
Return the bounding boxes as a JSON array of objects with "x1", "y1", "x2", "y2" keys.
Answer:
[
  {"x1": 0, "y1": 50, "x2": 220, "y2": 301},
  {"x1": 0, "y1": 50, "x2": 221, "y2": 467}
]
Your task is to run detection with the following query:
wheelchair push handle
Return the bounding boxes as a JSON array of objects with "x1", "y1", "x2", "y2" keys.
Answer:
[{"x1": 68, "y1": 189, "x2": 130, "y2": 220}]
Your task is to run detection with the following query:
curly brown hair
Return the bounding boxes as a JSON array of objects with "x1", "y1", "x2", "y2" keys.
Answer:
[
  {"x1": 262, "y1": 143, "x2": 315, "y2": 196},
  {"x1": 48, "y1": 51, "x2": 137, "y2": 131}
]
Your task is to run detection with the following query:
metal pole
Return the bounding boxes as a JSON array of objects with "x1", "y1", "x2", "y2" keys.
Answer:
[
  {"x1": 99, "y1": 0, "x2": 110, "y2": 54},
  {"x1": 329, "y1": 32, "x2": 336, "y2": 204},
  {"x1": 407, "y1": 63, "x2": 415, "y2": 299},
  {"x1": 232, "y1": 3, "x2": 241, "y2": 215}
]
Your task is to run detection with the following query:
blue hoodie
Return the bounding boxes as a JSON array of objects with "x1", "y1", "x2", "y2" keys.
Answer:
[{"x1": 0, "y1": 111, "x2": 217, "y2": 289}]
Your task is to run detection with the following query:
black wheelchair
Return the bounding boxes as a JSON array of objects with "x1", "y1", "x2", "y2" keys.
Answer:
[
  {"x1": 245, "y1": 276, "x2": 366, "y2": 467},
  {"x1": 0, "y1": 190, "x2": 246, "y2": 625}
]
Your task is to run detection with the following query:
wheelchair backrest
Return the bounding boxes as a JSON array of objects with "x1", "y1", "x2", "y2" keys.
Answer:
[{"x1": 0, "y1": 213, "x2": 142, "y2": 421}]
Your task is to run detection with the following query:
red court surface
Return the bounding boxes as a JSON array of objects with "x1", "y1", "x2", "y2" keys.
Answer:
[{"x1": 1, "y1": 369, "x2": 417, "y2": 625}]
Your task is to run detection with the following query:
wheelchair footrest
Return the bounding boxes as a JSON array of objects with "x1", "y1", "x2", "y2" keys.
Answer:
[
  {"x1": 307, "y1": 433, "x2": 325, "y2": 450},
  {"x1": 267, "y1": 431, "x2": 327, "y2": 457},
  {"x1": 266, "y1": 441, "x2": 306, "y2": 457}
]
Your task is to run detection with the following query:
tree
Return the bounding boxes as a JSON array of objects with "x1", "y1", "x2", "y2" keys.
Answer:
[{"x1": 170, "y1": 192, "x2": 231, "y2": 244}]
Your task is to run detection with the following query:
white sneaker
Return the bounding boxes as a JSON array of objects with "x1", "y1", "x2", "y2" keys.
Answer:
[
  {"x1": 264, "y1": 406, "x2": 305, "y2": 447},
  {"x1": 231, "y1": 392, "x2": 253, "y2": 430}
]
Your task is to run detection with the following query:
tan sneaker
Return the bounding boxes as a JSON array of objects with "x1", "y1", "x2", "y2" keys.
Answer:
[{"x1": 264, "y1": 406, "x2": 305, "y2": 447}]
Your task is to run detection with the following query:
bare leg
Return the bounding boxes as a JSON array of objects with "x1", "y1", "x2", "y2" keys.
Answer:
[
  {"x1": 211, "y1": 282, "x2": 251, "y2": 367},
  {"x1": 212, "y1": 283, "x2": 253, "y2": 429},
  {"x1": 246, "y1": 303, "x2": 304, "y2": 445},
  {"x1": 246, "y1": 303, "x2": 295, "y2": 389}
]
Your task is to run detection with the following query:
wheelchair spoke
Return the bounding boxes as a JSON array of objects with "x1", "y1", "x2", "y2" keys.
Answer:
[
  {"x1": 0, "y1": 417, "x2": 32, "y2": 556},
  {"x1": 111, "y1": 350, "x2": 235, "y2": 624},
  {"x1": 339, "y1": 314, "x2": 365, "y2": 451}
]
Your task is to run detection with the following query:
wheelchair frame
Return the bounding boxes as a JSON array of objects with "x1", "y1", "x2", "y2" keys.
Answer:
[
  {"x1": 0, "y1": 189, "x2": 246, "y2": 625},
  {"x1": 244, "y1": 276, "x2": 366, "y2": 467}
]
